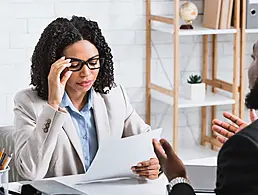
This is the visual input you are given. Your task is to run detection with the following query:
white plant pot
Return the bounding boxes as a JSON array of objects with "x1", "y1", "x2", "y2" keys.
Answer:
[{"x1": 184, "y1": 83, "x2": 206, "y2": 101}]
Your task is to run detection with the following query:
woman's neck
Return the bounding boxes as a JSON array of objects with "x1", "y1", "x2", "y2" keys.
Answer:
[{"x1": 66, "y1": 89, "x2": 89, "y2": 111}]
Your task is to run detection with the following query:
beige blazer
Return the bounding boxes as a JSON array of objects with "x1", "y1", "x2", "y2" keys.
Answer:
[{"x1": 13, "y1": 85, "x2": 150, "y2": 180}]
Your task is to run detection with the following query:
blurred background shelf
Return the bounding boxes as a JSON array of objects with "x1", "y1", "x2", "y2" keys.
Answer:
[
  {"x1": 152, "y1": 21, "x2": 237, "y2": 36},
  {"x1": 151, "y1": 91, "x2": 235, "y2": 108}
]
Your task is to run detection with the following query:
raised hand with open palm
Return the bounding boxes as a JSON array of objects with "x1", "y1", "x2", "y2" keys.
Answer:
[{"x1": 212, "y1": 109, "x2": 257, "y2": 144}]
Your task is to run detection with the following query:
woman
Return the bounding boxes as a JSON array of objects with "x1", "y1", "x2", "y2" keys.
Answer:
[{"x1": 13, "y1": 16, "x2": 160, "y2": 180}]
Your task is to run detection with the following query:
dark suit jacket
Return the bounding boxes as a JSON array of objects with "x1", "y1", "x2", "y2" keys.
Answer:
[
  {"x1": 169, "y1": 183, "x2": 195, "y2": 195},
  {"x1": 215, "y1": 119, "x2": 258, "y2": 195},
  {"x1": 170, "y1": 119, "x2": 258, "y2": 195}
]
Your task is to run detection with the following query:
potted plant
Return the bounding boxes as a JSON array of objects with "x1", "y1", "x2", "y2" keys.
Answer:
[{"x1": 184, "y1": 74, "x2": 206, "y2": 101}]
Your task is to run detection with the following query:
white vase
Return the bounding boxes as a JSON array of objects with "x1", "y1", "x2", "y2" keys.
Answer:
[{"x1": 184, "y1": 83, "x2": 206, "y2": 101}]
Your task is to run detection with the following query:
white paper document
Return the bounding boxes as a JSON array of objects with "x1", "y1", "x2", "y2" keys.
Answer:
[{"x1": 77, "y1": 128, "x2": 162, "y2": 184}]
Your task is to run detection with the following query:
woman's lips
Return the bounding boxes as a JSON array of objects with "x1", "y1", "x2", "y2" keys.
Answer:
[{"x1": 77, "y1": 80, "x2": 93, "y2": 87}]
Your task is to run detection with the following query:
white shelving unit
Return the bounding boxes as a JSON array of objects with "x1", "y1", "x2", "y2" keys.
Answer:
[{"x1": 146, "y1": 0, "x2": 242, "y2": 154}]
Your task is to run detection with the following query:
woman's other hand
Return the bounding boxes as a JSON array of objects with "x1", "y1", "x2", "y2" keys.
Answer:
[{"x1": 131, "y1": 158, "x2": 161, "y2": 180}]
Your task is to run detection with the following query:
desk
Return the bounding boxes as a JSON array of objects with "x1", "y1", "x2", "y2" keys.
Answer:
[
  {"x1": 9, "y1": 156, "x2": 217, "y2": 195},
  {"x1": 56, "y1": 156, "x2": 216, "y2": 195},
  {"x1": 53, "y1": 173, "x2": 215, "y2": 195},
  {"x1": 56, "y1": 174, "x2": 168, "y2": 195},
  {"x1": 9, "y1": 174, "x2": 215, "y2": 195}
]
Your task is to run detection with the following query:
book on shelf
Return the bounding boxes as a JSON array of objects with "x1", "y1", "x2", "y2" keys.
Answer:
[
  {"x1": 203, "y1": 0, "x2": 234, "y2": 29},
  {"x1": 219, "y1": 0, "x2": 229, "y2": 29},
  {"x1": 219, "y1": 0, "x2": 234, "y2": 29},
  {"x1": 226, "y1": 0, "x2": 234, "y2": 28},
  {"x1": 203, "y1": 0, "x2": 222, "y2": 29}
]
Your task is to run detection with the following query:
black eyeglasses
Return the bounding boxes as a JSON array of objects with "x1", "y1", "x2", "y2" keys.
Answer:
[{"x1": 67, "y1": 55, "x2": 105, "y2": 72}]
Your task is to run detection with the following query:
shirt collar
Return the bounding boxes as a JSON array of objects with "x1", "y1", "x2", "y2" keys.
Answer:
[{"x1": 60, "y1": 88, "x2": 93, "y2": 114}]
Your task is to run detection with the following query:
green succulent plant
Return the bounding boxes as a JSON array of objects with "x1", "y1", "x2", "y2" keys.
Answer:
[{"x1": 187, "y1": 74, "x2": 202, "y2": 84}]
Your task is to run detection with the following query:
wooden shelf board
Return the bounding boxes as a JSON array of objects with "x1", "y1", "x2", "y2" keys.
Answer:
[{"x1": 151, "y1": 90, "x2": 235, "y2": 108}]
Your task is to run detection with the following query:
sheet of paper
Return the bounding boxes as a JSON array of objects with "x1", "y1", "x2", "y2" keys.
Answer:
[
  {"x1": 77, "y1": 128, "x2": 162, "y2": 184},
  {"x1": 9, "y1": 182, "x2": 23, "y2": 193}
]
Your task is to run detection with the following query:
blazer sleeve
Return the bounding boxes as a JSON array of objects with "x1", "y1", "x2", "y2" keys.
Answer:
[
  {"x1": 13, "y1": 91, "x2": 67, "y2": 180},
  {"x1": 169, "y1": 183, "x2": 196, "y2": 195},
  {"x1": 119, "y1": 85, "x2": 151, "y2": 137},
  {"x1": 215, "y1": 132, "x2": 258, "y2": 195}
]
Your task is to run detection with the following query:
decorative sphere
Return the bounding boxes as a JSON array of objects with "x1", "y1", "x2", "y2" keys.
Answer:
[{"x1": 179, "y1": 2, "x2": 198, "y2": 23}]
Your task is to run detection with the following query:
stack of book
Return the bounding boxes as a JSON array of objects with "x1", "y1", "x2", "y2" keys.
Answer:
[
  {"x1": 0, "y1": 148, "x2": 12, "y2": 170},
  {"x1": 203, "y1": 0, "x2": 234, "y2": 29}
]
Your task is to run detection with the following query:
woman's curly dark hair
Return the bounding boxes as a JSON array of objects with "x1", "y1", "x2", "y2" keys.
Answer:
[{"x1": 30, "y1": 15, "x2": 116, "y2": 100}]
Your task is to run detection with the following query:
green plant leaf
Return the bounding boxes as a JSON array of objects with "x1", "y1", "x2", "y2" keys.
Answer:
[{"x1": 187, "y1": 74, "x2": 202, "y2": 84}]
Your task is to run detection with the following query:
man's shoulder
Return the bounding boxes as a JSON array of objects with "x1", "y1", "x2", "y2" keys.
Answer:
[
  {"x1": 236, "y1": 119, "x2": 258, "y2": 143},
  {"x1": 219, "y1": 119, "x2": 258, "y2": 156},
  {"x1": 216, "y1": 119, "x2": 258, "y2": 195}
]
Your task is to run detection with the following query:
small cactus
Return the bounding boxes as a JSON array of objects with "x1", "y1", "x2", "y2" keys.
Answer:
[{"x1": 187, "y1": 74, "x2": 202, "y2": 84}]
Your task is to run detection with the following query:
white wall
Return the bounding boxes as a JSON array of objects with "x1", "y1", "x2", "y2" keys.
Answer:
[{"x1": 0, "y1": 0, "x2": 255, "y2": 149}]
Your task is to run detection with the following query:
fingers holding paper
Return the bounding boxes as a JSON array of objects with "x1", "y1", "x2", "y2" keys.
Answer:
[{"x1": 131, "y1": 158, "x2": 160, "y2": 180}]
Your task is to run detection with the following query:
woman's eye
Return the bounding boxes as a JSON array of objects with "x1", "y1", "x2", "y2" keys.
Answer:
[
  {"x1": 71, "y1": 61, "x2": 80, "y2": 67},
  {"x1": 89, "y1": 60, "x2": 98, "y2": 66},
  {"x1": 89, "y1": 63, "x2": 97, "y2": 66}
]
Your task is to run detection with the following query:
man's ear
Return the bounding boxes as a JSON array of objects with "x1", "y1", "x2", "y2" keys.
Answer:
[
  {"x1": 253, "y1": 40, "x2": 258, "y2": 57},
  {"x1": 248, "y1": 61, "x2": 257, "y2": 89},
  {"x1": 248, "y1": 41, "x2": 258, "y2": 89},
  {"x1": 245, "y1": 78, "x2": 258, "y2": 110}
]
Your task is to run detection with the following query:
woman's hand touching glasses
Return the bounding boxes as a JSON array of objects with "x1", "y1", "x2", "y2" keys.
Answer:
[{"x1": 47, "y1": 56, "x2": 72, "y2": 110}]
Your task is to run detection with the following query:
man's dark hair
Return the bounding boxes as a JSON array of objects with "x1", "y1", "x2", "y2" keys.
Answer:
[
  {"x1": 245, "y1": 77, "x2": 258, "y2": 110},
  {"x1": 30, "y1": 15, "x2": 116, "y2": 100}
]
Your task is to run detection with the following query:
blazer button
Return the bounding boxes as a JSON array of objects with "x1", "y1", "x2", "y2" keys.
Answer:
[
  {"x1": 46, "y1": 119, "x2": 51, "y2": 124},
  {"x1": 45, "y1": 123, "x2": 50, "y2": 129},
  {"x1": 43, "y1": 128, "x2": 48, "y2": 133}
]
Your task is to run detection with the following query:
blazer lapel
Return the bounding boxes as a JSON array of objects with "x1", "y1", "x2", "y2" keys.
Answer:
[
  {"x1": 62, "y1": 113, "x2": 86, "y2": 172},
  {"x1": 92, "y1": 90, "x2": 111, "y2": 146}
]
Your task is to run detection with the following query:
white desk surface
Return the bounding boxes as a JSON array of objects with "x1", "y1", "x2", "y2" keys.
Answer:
[
  {"x1": 9, "y1": 174, "x2": 215, "y2": 195},
  {"x1": 10, "y1": 156, "x2": 217, "y2": 195},
  {"x1": 55, "y1": 173, "x2": 214, "y2": 195},
  {"x1": 183, "y1": 156, "x2": 217, "y2": 166}
]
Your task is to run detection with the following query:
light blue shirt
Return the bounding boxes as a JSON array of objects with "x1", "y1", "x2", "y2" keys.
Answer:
[{"x1": 60, "y1": 89, "x2": 98, "y2": 171}]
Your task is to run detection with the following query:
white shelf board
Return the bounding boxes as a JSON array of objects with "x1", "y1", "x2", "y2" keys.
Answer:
[
  {"x1": 245, "y1": 28, "x2": 258, "y2": 34},
  {"x1": 151, "y1": 90, "x2": 235, "y2": 108},
  {"x1": 152, "y1": 22, "x2": 237, "y2": 36}
]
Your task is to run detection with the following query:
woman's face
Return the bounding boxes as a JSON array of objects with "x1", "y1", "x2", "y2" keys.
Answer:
[{"x1": 63, "y1": 40, "x2": 100, "y2": 94}]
